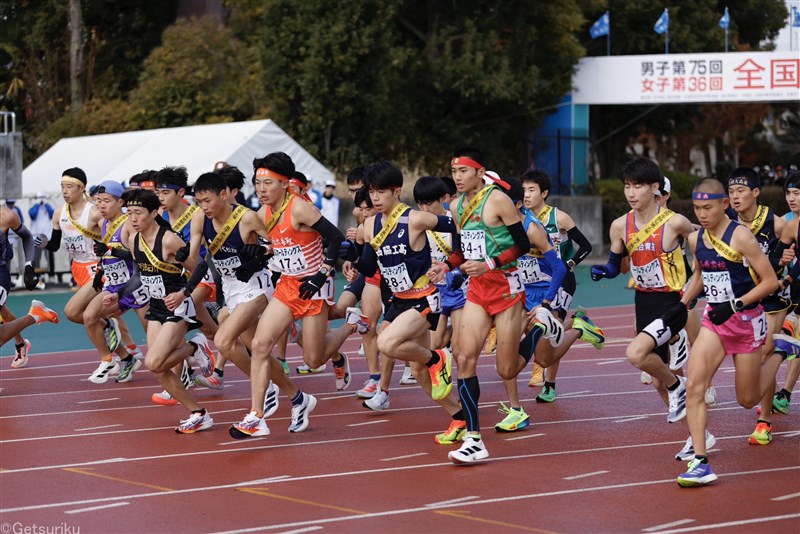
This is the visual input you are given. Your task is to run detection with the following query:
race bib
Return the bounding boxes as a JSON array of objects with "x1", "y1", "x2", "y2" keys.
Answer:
[
  {"x1": 173, "y1": 296, "x2": 196, "y2": 319},
  {"x1": 750, "y1": 312, "x2": 768, "y2": 344},
  {"x1": 271, "y1": 245, "x2": 308, "y2": 275},
  {"x1": 141, "y1": 275, "x2": 166, "y2": 300},
  {"x1": 311, "y1": 276, "x2": 335, "y2": 302},
  {"x1": 64, "y1": 235, "x2": 87, "y2": 255},
  {"x1": 431, "y1": 249, "x2": 448, "y2": 264},
  {"x1": 461, "y1": 230, "x2": 486, "y2": 260},
  {"x1": 701, "y1": 271, "x2": 735, "y2": 304},
  {"x1": 631, "y1": 259, "x2": 667, "y2": 289},
  {"x1": 0, "y1": 286, "x2": 7, "y2": 307},
  {"x1": 382, "y1": 263, "x2": 413, "y2": 292},
  {"x1": 132, "y1": 285, "x2": 151, "y2": 306},
  {"x1": 552, "y1": 287, "x2": 573, "y2": 311},
  {"x1": 215, "y1": 255, "x2": 242, "y2": 279},
  {"x1": 103, "y1": 260, "x2": 130, "y2": 286},
  {"x1": 504, "y1": 269, "x2": 524, "y2": 296},
  {"x1": 518, "y1": 257, "x2": 548, "y2": 285},
  {"x1": 426, "y1": 292, "x2": 442, "y2": 313}
]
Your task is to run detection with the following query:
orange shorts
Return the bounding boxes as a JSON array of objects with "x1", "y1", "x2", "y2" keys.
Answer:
[
  {"x1": 72, "y1": 260, "x2": 100, "y2": 288},
  {"x1": 197, "y1": 280, "x2": 217, "y2": 303},
  {"x1": 466, "y1": 269, "x2": 524, "y2": 316},
  {"x1": 273, "y1": 275, "x2": 330, "y2": 321},
  {"x1": 366, "y1": 272, "x2": 381, "y2": 286}
]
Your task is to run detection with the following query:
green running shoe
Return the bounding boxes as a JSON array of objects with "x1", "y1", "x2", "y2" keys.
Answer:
[
  {"x1": 536, "y1": 384, "x2": 556, "y2": 403},
  {"x1": 494, "y1": 402, "x2": 530, "y2": 432},
  {"x1": 772, "y1": 393, "x2": 790, "y2": 415},
  {"x1": 572, "y1": 308, "x2": 605, "y2": 350}
]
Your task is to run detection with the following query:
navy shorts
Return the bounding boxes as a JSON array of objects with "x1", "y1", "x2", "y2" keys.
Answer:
[
  {"x1": 440, "y1": 284, "x2": 466, "y2": 316},
  {"x1": 343, "y1": 274, "x2": 366, "y2": 302}
]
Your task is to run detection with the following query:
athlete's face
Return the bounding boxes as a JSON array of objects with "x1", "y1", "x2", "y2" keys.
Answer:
[
  {"x1": 61, "y1": 180, "x2": 84, "y2": 203},
  {"x1": 785, "y1": 187, "x2": 800, "y2": 214},
  {"x1": 624, "y1": 181, "x2": 658, "y2": 210},
  {"x1": 451, "y1": 165, "x2": 484, "y2": 193},
  {"x1": 727, "y1": 185, "x2": 758, "y2": 213},
  {"x1": 156, "y1": 188, "x2": 184, "y2": 211},
  {"x1": 127, "y1": 206, "x2": 155, "y2": 232},
  {"x1": 254, "y1": 175, "x2": 288, "y2": 206},
  {"x1": 369, "y1": 187, "x2": 399, "y2": 213},
  {"x1": 289, "y1": 183, "x2": 303, "y2": 196},
  {"x1": 693, "y1": 197, "x2": 729, "y2": 228},
  {"x1": 95, "y1": 193, "x2": 122, "y2": 220},
  {"x1": 523, "y1": 182, "x2": 546, "y2": 211},
  {"x1": 357, "y1": 201, "x2": 378, "y2": 223},
  {"x1": 194, "y1": 189, "x2": 228, "y2": 218},
  {"x1": 416, "y1": 197, "x2": 444, "y2": 215}
]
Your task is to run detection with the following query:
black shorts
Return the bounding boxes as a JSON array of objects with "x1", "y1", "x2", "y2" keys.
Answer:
[
  {"x1": 145, "y1": 298, "x2": 201, "y2": 330},
  {"x1": 763, "y1": 292, "x2": 791, "y2": 314},
  {"x1": 0, "y1": 266, "x2": 10, "y2": 293},
  {"x1": 635, "y1": 290, "x2": 682, "y2": 363},
  {"x1": 383, "y1": 293, "x2": 440, "y2": 331},
  {"x1": 343, "y1": 274, "x2": 366, "y2": 301}
]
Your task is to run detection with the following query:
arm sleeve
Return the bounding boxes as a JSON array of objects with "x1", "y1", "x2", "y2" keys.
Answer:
[
  {"x1": 489, "y1": 221, "x2": 527, "y2": 269},
  {"x1": 432, "y1": 215, "x2": 457, "y2": 233},
  {"x1": 45, "y1": 229, "x2": 62, "y2": 252},
  {"x1": 542, "y1": 249, "x2": 567, "y2": 303},
  {"x1": 184, "y1": 258, "x2": 210, "y2": 294},
  {"x1": 769, "y1": 241, "x2": 789, "y2": 271},
  {"x1": 110, "y1": 246, "x2": 133, "y2": 260},
  {"x1": 601, "y1": 250, "x2": 625, "y2": 279},
  {"x1": 354, "y1": 243, "x2": 378, "y2": 277},
  {"x1": 311, "y1": 217, "x2": 345, "y2": 266},
  {"x1": 12, "y1": 224, "x2": 35, "y2": 263},
  {"x1": 114, "y1": 265, "x2": 143, "y2": 299},
  {"x1": 566, "y1": 226, "x2": 592, "y2": 267}
]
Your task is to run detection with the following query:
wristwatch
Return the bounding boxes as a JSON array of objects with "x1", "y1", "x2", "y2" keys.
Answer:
[
  {"x1": 733, "y1": 298, "x2": 745, "y2": 312},
  {"x1": 320, "y1": 266, "x2": 331, "y2": 276}
]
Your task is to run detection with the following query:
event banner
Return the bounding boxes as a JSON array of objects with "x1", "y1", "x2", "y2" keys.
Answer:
[{"x1": 572, "y1": 51, "x2": 800, "y2": 104}]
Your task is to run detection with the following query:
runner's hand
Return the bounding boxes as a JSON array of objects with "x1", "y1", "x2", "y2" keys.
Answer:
[
  {"x1": 93, "y1": 240, "x2": 109, "y2": 257},
  {"x1": 92, "y1": 267, "x2": 105, "y2": 293},
  {"x1": 23, "y1": 262, "x2": 38, "y2": 291},
  {"x1": 660, "y1": 302, "x2": 688, "y2": 332},
  {"x1": 707, "y1": 300, "x2": 736, "y2": 326},
  {"x1": 590, "y1": 265, "x2": 608, "y2": 281},
  {"x1": 299, "y1": 271, "x2": 328, "y2": 300},
  {"x1": 33, "y1": 234, "x2": 48, "y2": 250}
]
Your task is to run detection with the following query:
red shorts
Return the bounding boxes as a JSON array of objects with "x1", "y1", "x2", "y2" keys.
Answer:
[
  {"x1": 366, "y1": 272, "x2": 381, "y2": 286},
  {"x1": 72, "y1": 260, "x2": 99, "y2": 288},
  {"x1": 466, "y1": 269, "x2": 524, "y2": 316},
  {"x1": 273, "y1": 275, "x2": 332, "y2": 321},
  {"x1": 701, "y1": 304, "x2": 767, "y2": 355}
]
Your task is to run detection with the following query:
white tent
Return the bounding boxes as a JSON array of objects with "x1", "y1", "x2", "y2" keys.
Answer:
[{"x1": 21, "y1": 119, "x2": 333, "y2": 196}]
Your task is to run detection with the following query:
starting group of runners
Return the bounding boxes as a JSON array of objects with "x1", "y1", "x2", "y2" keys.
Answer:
[{"x1": 2, "y1": 150, "x2": 797, "y2": 484}]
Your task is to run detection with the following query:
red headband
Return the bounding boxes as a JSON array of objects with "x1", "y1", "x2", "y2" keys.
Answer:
[
  {"x1": 289, "y1": 178, "x2": 305, "y2": 189},
  {"x1": 451, "y1": 157, "x2": 484, "y2": 170},
  {"x1": 256, "y1": 168, "x2": 289, "y2": 181}
]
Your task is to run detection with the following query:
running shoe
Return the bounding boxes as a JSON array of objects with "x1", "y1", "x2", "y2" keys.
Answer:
[
  {"x1": 88, "y1": 360, "x2": 120, "y2": 384},
  {"x1": 399, "y1": 365, "x2": 417, "y2": 385},
  {"x1": 151, "y1": 390, "x2": 178, "y2": 406},
  {"x1": 334, "y1": 353, "x2": 351, "y2": 390},
  {"x1": 115, "y1": 358, "x2": 141, "y2": 383},
  {"x1": 448, "y1": 434, "x2": 489, "y2": 465},
  {"x1": 428, "y1": 347, "x2": 453, "y2": 400},
  {"x1": 529, "y1": 364, "x2": 545, "y2": 387},
  {"x1": 363, "y1": 389, "x2": 389, "y2": 411},
  {"x1": 536, "y1": 384, "x2": 556, "y2": 403},
  {"x1": 29, "y1": 300, "x2": 59, "y2": 325},
  {"x1": 782, "y1": 314, "x2": 798, "y2": 338},
  {"x1": 296, "y1": 364, "x2": 325, "y2": 374},
  {"x1": 128, "y1": 345, "x2": 144, "y2": 361},
  {"x1": 773, "y1": 334, "x2": 800, "y2": 361},
  {"x1": 179, "y1": 360, "x2": 193, "y2": 390},
  {"x1": 10, "y1": 339, "x2": 31, "y2": 369},
  {"x1": 263, "y1": 382, "x2": 279, "y2": 418},
  {"x1": 704, "y1": 385, "x2": 717, "y2": 407},
  {"x1": 435, "y1": 419, "x2": 467, "y2": 445},
  {"x1": 345, "y1": 306, "x2": 371, "y2": 334},
  {"x1": 229, "y1": 411, "x2": 270, "y2": 439},
  {"x1": 668, "y1": 329, "x2": 689, "y2": 370},
  {"x1": 667, "y1": 375, "x2": 687, "y2": 423},
  {"x1": 675, "y1": 431, "x2": 716, "y2": 461},
  {"x1": 677, "y1": 459, "x2": 717, "y2": 487},
  {"x1": 278, "y1": 358, "x2": 289, "y2": 375},
  {"x1": 773, "y1": 392, "x2": 790, "y2": 415},
  {"x1": 358, "y1": 343, "x2": 365, "y2": 357},
  {"x1": 572, "y1": 307, "x2": 604, "y2": 350},
  {"x1": 188, "y1": 332, "x2": 216, "y2": 377},
  {"x1": 356, "y1": 378, "x2": 380, "y2": 399},
  {"x1": 289, "y1": 393, "x2": 317, "y2": 433},
  {"x1": 195, "y1": 370, "x2": 224, "y2": 390},
  {"x1": 484, "y1": 326, "x2": 497, "y2": 354},
  {"x1": 748, "y1": 422, "x2": 772, "y2": 445},
  {"x1": 289, "y1": 320, "x2": 300, "y2": 343},
  {"x1": 175, "y1": 411, "x2": 214, "y2": 434},
  {"x1": 495, "y1": 402, "x2": 530, "y2": 432},
  {"x1": 640, "y1": 371, "x2": 653, "y2": 385},
  {"x1": 534, "y1": 307, "x2": 564, "y2": 347},
  {"x1": 104, "y1": 317, "x2": 121, "y2": 353}
]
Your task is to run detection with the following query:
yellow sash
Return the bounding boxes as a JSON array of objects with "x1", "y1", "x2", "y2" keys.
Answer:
[
  {"x1": 427, "y1": 230, "x2": 452, "y2": 256},
  {"x1": 138, "y1": 234, "x2": 182, "y2": 274},
  {"x1": 706, "y1": 228, "x2": 759, "y2": 283},
  {"x1": 65, "y1": 204, "x2": 101, "y2": 241},
  {"x1": 265, "y1": 193, "x2": 293, "y2": 234},
  {"x1": 625, "y1": 209, "x2": 675, "y2": 256},
  {"x1": 370, "y1": 203, "x2": 409, "y2": 251},
  {"x1": 458, "y1": 185, "x2": 494, "y2": 229},
  {"x1": 536, "y1": 205, "x2": 553, "y2": 225},
  {"x1": 748, "y1": 205, "x2": 769, "y2": 235},
  {"x1": 208, "y1": 205, "x2": 248, "y2": 256},
  {"x1": 101, "y1": 214, "x2": 128, "y2": 254},
  {"x1": 171, "y1": 205, "x2": 197, "y2": 233}
]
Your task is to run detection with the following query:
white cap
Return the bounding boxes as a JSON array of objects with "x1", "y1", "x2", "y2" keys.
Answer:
[{"x1": 325, "y1": 179, "x2": 336, "y2": 188}]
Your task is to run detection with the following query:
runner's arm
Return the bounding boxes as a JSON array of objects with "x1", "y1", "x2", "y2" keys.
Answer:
[{"x1": 566, "y1": 226, "x2": 592, "y2": 269}]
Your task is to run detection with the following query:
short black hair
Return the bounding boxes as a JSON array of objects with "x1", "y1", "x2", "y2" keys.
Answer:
[
  {"x1": 728, "y1": 166, "x2": 760, "y2": 188},
  {"x1": 451, "y1": 147, "x2": 485, "y2": 168},
  {"x1": 365, "y1": 161, "x2": 403, "y2": 190},
  {"x1": 155, "y1": 166, "x2": 188, "y2": 190},
  {"x1": 62, "y1": 167, "x2": 87, "y2": 185},
  {"x1": 193, "y1": 172, "x2": 227, "y2": 195},
  {"x1": 785, "y1": 169, "x2": 800, "y2": 191},
  {"x1": 292, "y1": 171, "x2": 309, "y2": 186},
  {"x1": 347, "y1": 166, "x2": 367, "y2": 186},
  {"x1": 413, "y1": 176, "x2": 447, "y2": 204},
  {"x1": 521, "y1": 169, "x2": 551, "y2": 196},
  {"x1": 122, "y1": 188, "x2": 161, "y2": 212},
  {"x1": 622, "y1": 158, "x2": 662, "y2": 186},
  {"x1": 354, "y1": 187, "x2": 373, "y2": 208},
  {"x1": 440, "y1": 176, "x2": 457, "y2": 196},
  {"x1": 252, "y1": 152, "x2": 295, "y2": 184},
  {"x1": 499, "y1": 176, "x2": 524, "y2": 204},
  {"x1": 129, "y1": 170, "x2": 156, "y2": 187},
  {"x1": 217, "y1": 165, "x2": 245, "y2": 191}
]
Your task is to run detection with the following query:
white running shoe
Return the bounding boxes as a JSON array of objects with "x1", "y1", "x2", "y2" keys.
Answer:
[
  {"x1": 188, "y1": 332, "x2": 215, "y2": 377},
  {"x1": 229, "y1": 411, "x2": 270, "y2": 439},
  {"x1": 334, "y1": 353, "x2": 351, "y2": 391},
  {"x1": 534, "y1": 307, "x2": 564, "y2": 347},
  {"x1": 88, "y1": 360, "x2": 120, "y2": 384},
  {"x1": 399, "y1": 365, "x2": 417, "y2": 385},
  {"x1": 289, "y1": 393, "x2": 317, "y2": 432},
  {"x1": 345, "y1": 306, "x2": 371, "y2": 334},
  {"x1": 175, "y1": 411, "x2": 214, "y2": 434},
  {"x1": 667, "y1": 375, "x2": 687, "y2": 423},
  {"x1": 263, "y1": 382, "x2": 279, "y2": 418},
  {"x1": 358, "y1": 343, "x2": 365, "y2": 357},
  {"x1": 356, "y1": 378, "x2": 380, "y2": 399},
  {"x1": 10, "y1": 339, "x2": 31, "y2": 369},
  {"x1": 675, "y1": 430, "x2": 716, "y2": 461},
  {"x1": 195, "y1": 371, "x2": 224, "y2": 390},
  {"x1": 669, "y1": 329, "x2": 689, "y2": 371},
  {"x1": 363, "y1": 389, "x2": 389, "y2": 411},
  {"x1": 704, "y1": 385, "x2": 717, "y2": 407},
  {"x1": 448, "y1": 434, "x2": 489, "y2": 464},
  {"x1": 640, "y1": 371, "x2": 653, "y2": 385}
]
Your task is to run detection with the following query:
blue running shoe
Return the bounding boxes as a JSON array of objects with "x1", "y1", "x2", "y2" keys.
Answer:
[
  {"x1": 677, "y1": 459, "x2": 718, "y2": 487},
  {"x1": 773, "y1": 334, "x2": 800, "y2": 361}
]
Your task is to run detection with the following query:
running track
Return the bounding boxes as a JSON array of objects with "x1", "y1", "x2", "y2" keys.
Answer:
[{"x1": 1, "y1": 305, "x2": 798, "y2": 533}]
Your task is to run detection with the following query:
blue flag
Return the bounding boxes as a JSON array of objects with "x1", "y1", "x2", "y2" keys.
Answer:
[
  {"x1": 793, "y1": 6, "x2": 800, "y2": 28},
  {"x1": 654, "y1": 9, "x2": 669, "y2": 35},
  {"x1": 589, "y1": 11, "x2": 610, "y2": 39},
  {"x1": 719, "y1": 7, "x2": 730, "y2": 30}
]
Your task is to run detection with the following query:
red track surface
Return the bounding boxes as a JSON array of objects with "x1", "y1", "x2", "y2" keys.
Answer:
[{"x1": 1, "y1": 305, "x2": 798, "y2": 533}]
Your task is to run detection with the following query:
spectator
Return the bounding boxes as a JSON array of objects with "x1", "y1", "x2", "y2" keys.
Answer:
[
  {"x1": 28, "y1": 192, "x2": 55, "y2": 284},
  {"x1": 320, "y1": 179, "x2": 340, "y2": 228}
]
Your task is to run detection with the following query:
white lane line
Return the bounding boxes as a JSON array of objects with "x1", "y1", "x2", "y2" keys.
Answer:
[
  {"x1": 74, "y1": 424, "x2": 122, "y2": 432},
  {"x1": 380, "y1": 453, "x2": 427, "y2": 462},
  {"x1": 614, "y1": 416, "x2": 649, "y2": 423},
  {"x1": 65, "y1": 502, "x2": 130, "y2": 514},
  {"x1": 596, "y1": 359, "x2": 625, "y2": 365},
  {"x1": 656, "y1": 513, "x2": 800, "y2": 533},
  {"x1": 76, "y1": 398, "x2": 120, "y2": 404},
  {"x1": 275, "y1": 527, "x2": 322, "y2": 534},
  {"x1": 505, "y1": 433, "x2": 546, "y2": 441},
  {"x1": 241, "y1": 475, "x2": 292, "y2": 484},
  {"x1": 563, "y1": 470, "x2": 608, "y2": 480},
  {"x1": 347, "y1": 419, "x2": 389, "y2": 427},
  {"x1": 424, "y1": 496, "x2": 479, "y2": 507},
  {"x1": 642, "y1": 519, "x2": 695, "y2": 532},
  {"x1": 771, "y1": 492, "x2": 800, "y2": 501},
  {"x1": 558, "y1": 390, "x2": 592, "y2": 397}
]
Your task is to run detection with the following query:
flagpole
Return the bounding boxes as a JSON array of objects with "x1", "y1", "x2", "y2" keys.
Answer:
[
  {"x1": 665, "y1": 27, "x2": 669, "y2": 54},
  {"x1": 607, "y1": 27, "x2": 611, "y2": 56},
  {"x1": 725, "y1": 28, "x2": 728, "y2": 52}
]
